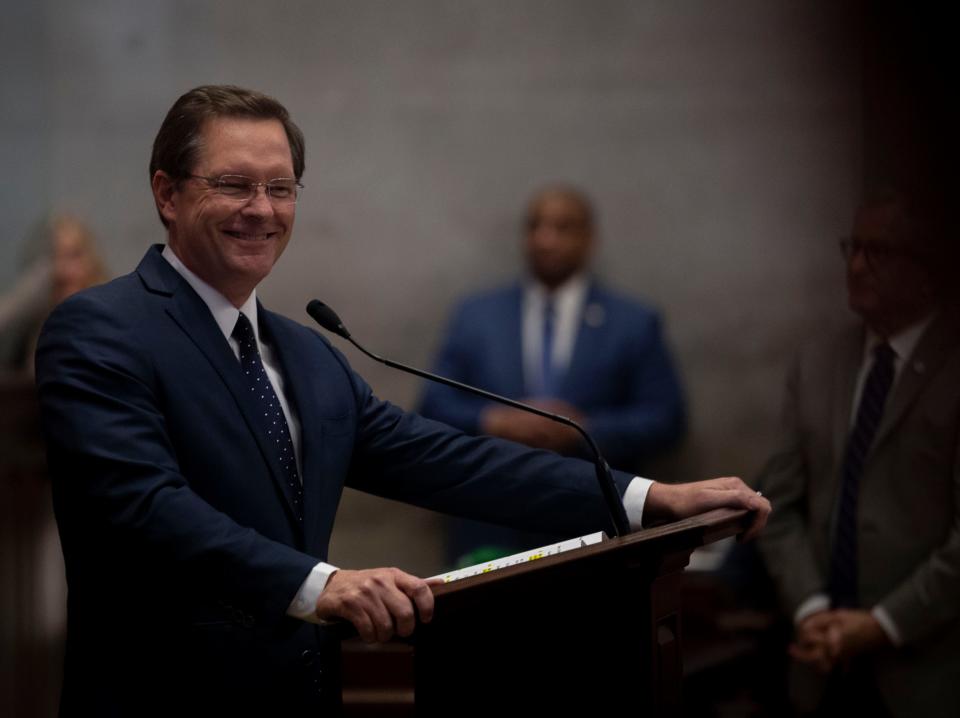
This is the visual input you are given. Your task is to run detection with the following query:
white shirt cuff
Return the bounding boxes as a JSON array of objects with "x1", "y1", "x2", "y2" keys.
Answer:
[
  {"x1": 287, "y1": 561, "x2": 339, "y2": 624},
  {"x1": 623, "y1": 476, "x2": 653, "y2": 530},
  {"x1": 871, "y1": 605, "x2": 902, "y2": 646},
  {"x1": 794, "y1": 593, "x2": 830, "y2": 624}
]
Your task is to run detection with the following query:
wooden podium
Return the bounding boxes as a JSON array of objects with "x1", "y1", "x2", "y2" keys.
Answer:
[{"x1": 405, "y1": 508, "x2": 749, "y2": 715}]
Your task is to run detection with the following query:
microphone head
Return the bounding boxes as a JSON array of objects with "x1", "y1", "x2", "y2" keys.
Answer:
[{"x1": 306, "y1": 299, "x2": 351, "y2": 339}]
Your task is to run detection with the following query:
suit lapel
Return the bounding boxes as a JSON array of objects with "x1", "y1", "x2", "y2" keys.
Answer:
[
  {"x1": 829, "y1": 326, "x2": 864, "y2": 476},
  {"x1": 874, "y1": 314, "x2": 958, "y2": 449},
  {"x1": 138, "y1": 247, "x2": 302, "y2": 527}
]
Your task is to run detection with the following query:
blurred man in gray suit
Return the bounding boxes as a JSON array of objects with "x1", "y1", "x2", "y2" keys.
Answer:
[{"x1": 757, "y1": 190, "x2": 959, "y2": 717}]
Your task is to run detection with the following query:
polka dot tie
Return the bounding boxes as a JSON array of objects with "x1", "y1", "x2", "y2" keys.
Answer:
[{"x1": 232, "y1": 312, "x2": 304, "y2": 523}]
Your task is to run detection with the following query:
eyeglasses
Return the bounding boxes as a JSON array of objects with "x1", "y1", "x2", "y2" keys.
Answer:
[
  {"x1": 838, "y1": 237, "x2": 913, "y2": 273},
  {"x1": 187, "y1": 174, "x2": 303, "y2": 204}
]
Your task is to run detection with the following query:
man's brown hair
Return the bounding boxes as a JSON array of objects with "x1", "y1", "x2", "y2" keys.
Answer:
[{"x1": 150, "y1": 85, "x2": 306, "y2": 209}]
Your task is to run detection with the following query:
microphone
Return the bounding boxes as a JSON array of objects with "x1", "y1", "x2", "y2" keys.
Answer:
[{"x1": 306, "y1": 299, "x2": 632, "y2": 538}]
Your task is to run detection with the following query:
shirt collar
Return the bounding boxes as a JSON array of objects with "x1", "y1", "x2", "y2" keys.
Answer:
[
  {"x1": 161, "y1": 244, "x2": 260, "y2": 344},
  {"x1": 524, "y1": 273, "x2": 589, "y2": 309},
  {"x1": 864, "y1": 312, "x2": 936, "y2": 365}
]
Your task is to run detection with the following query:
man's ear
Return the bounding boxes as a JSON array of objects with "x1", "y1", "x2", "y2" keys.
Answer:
[{"x1": 152, "y1": 171, "x2": 178, "y2": 225}]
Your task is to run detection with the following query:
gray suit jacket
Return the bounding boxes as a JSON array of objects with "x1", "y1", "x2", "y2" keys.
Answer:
[{"x1": 757, "y1": 314, "x2": 960, "y2": 717}]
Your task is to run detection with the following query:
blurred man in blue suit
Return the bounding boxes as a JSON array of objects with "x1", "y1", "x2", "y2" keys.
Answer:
[{"x1": 419, "y1": 186, "x2": 686, "y2": 563}]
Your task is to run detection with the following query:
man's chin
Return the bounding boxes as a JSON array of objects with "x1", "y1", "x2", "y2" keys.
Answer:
[
  {"x1": 532, "y1": 267, "x2": 575, "y2": 288},
  {"x1": 225, "y1": 252, "x2": 278, "y2": 283}
]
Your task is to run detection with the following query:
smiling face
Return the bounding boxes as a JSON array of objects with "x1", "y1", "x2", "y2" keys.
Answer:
[{"x1": 152, "y1": 116, "x2": 296, "y2": 306}]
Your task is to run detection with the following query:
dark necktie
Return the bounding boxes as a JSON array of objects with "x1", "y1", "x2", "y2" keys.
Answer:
[
  {"x1": 540, "y1": 298, "x2": 557, "y2": 396},
  {"x1": 829, "y1": 342, "x2": 895, "y2": 607},
  {"x1": 232, "y1": 312, "x2": 304, "y2": 523}
]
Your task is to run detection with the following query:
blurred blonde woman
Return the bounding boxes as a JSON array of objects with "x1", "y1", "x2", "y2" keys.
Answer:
[{"x1": 0, "y1": 215, "x2": 108, "y2": 374}]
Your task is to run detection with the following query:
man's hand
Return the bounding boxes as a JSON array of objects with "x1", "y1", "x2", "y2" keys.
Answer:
[
  {"x1": 315, "y1": 568, "x2": 435, "y2": 643},
  {"x1": 644, "y1": 477, "x2": 771, "y2": 541},
  {"x1": 789, "y1": 609, "x2": 890, "y2": 672},
  {"x1": 790, "y1": 610, "x2": 836, "y2": 672},
  {"x1": 823, "y1": 609, "x2": 890, "y2": 665}
]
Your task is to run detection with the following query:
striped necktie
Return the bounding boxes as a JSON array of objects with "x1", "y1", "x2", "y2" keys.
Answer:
[
  {"x1": 540, "y1": 297, "x2": 557, "y2": 396},
  {"x1": 828, "y1": 341, "x2": 895, "y2": 607}
]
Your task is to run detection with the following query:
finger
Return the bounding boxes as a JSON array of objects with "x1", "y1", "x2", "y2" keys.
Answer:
[
  {"x1": 368, "y1": 592, "x2": 397, "y2": 644},
  {"x1": 788, "y1": 642, "x2": 822, "y2": 664},
  {"x1": 698, "y1": 476, "x2": 748, "y2": 492},
  {"x1": 344, "y1": 594, "x2": 392, "y2": 644},
  {"x1": 374, "y1": 570, "x2": 430, "y2": 638},
  {"x1": 740, "y1": 495, "x2": 771, "y2": 542},
  {"x1": 359, "y1": 574, "x2": 414, "y2": 642},
  {"x1": 397, "y1": 573, "x2": 437, "y2": 625},
  {"x1": 336, "y1": 593, "x2": 381, "y2": 644},
  {"x1": 815, "y1": 649, "x2": 835, "y2": 674},
  {"x1": 700, "y1": 486, "x2": 765, "y2": 514},
  {"x1": 341, "y1": 575, "x2": 396, "y2": 643},
  {"x1": 794, "y1": 645, "x2": 833, "y2": 674},
  {"x1": 825, "y1": 623, "x2": 844, "y2": 663},
  {"x1": 717, "y1": 476, "x2": 747, "y2": 489},
  {"x1": 789, "y1": 635, "x2": 831, "y2": 673},
  {"x1": 378, "y1": 588, "x2": 416, "y2": 639},
  {"x1": 698, "y1": 483, "x2": 768, "y2": 540},
  {"x1": 351, "y1": 613, "x2": 377, "y2": 644},
  {"x1": 803, "y1": 612, "x2": 834, "y2": 633},
  {"x1": 694, "y1": 484, "x2": 751, "y2": 511}
]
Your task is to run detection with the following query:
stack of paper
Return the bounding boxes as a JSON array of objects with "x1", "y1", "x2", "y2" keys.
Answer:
[{"x1": 430, "y1": 531, "x2": 606, "y2": 584}]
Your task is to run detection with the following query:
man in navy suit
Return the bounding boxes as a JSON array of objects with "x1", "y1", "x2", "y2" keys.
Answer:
[
  {"x1": 418, "y1": 186, "x2": 686, "y2": 562},
  {"x1": 35, "y1": 86, "x2": 767, "y2": 714}
]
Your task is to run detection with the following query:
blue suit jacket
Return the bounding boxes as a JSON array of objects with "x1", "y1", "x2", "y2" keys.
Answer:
[
  {"x1": 417, "y1": 282, "x2": 686, "y2": 473},
  {"x1": 36, "y1": 247, "x2": 633, "y2": 715}
]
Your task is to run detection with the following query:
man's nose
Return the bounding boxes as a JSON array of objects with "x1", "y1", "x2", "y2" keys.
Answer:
[
  {"x1": 242, "y1": 185, "x2": 275, "y2": 215},
  {"x1": 847, "y1": 245, "x2": 869, "y2": 273},
  {"x1": 531, "y1": 224, "x2": 561, "y2": 247}
]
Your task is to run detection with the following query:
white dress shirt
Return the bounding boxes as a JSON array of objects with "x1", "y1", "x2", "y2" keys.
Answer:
[{"x1": 522, "y1": 274, "x2": 589, "y2": 394}]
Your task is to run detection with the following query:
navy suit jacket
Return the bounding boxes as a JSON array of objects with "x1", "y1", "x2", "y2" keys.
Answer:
[
  {"x1": 417, "y1": 282, "x2": 686, "y2": 473},
  {"x1": 36, "y1": 246, "x2": 633, "y2": 715}
]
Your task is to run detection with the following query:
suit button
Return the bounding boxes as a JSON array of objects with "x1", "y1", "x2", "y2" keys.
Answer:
[{"x1": 301, "y1": 649, "x2": 316, "y2": 666}]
